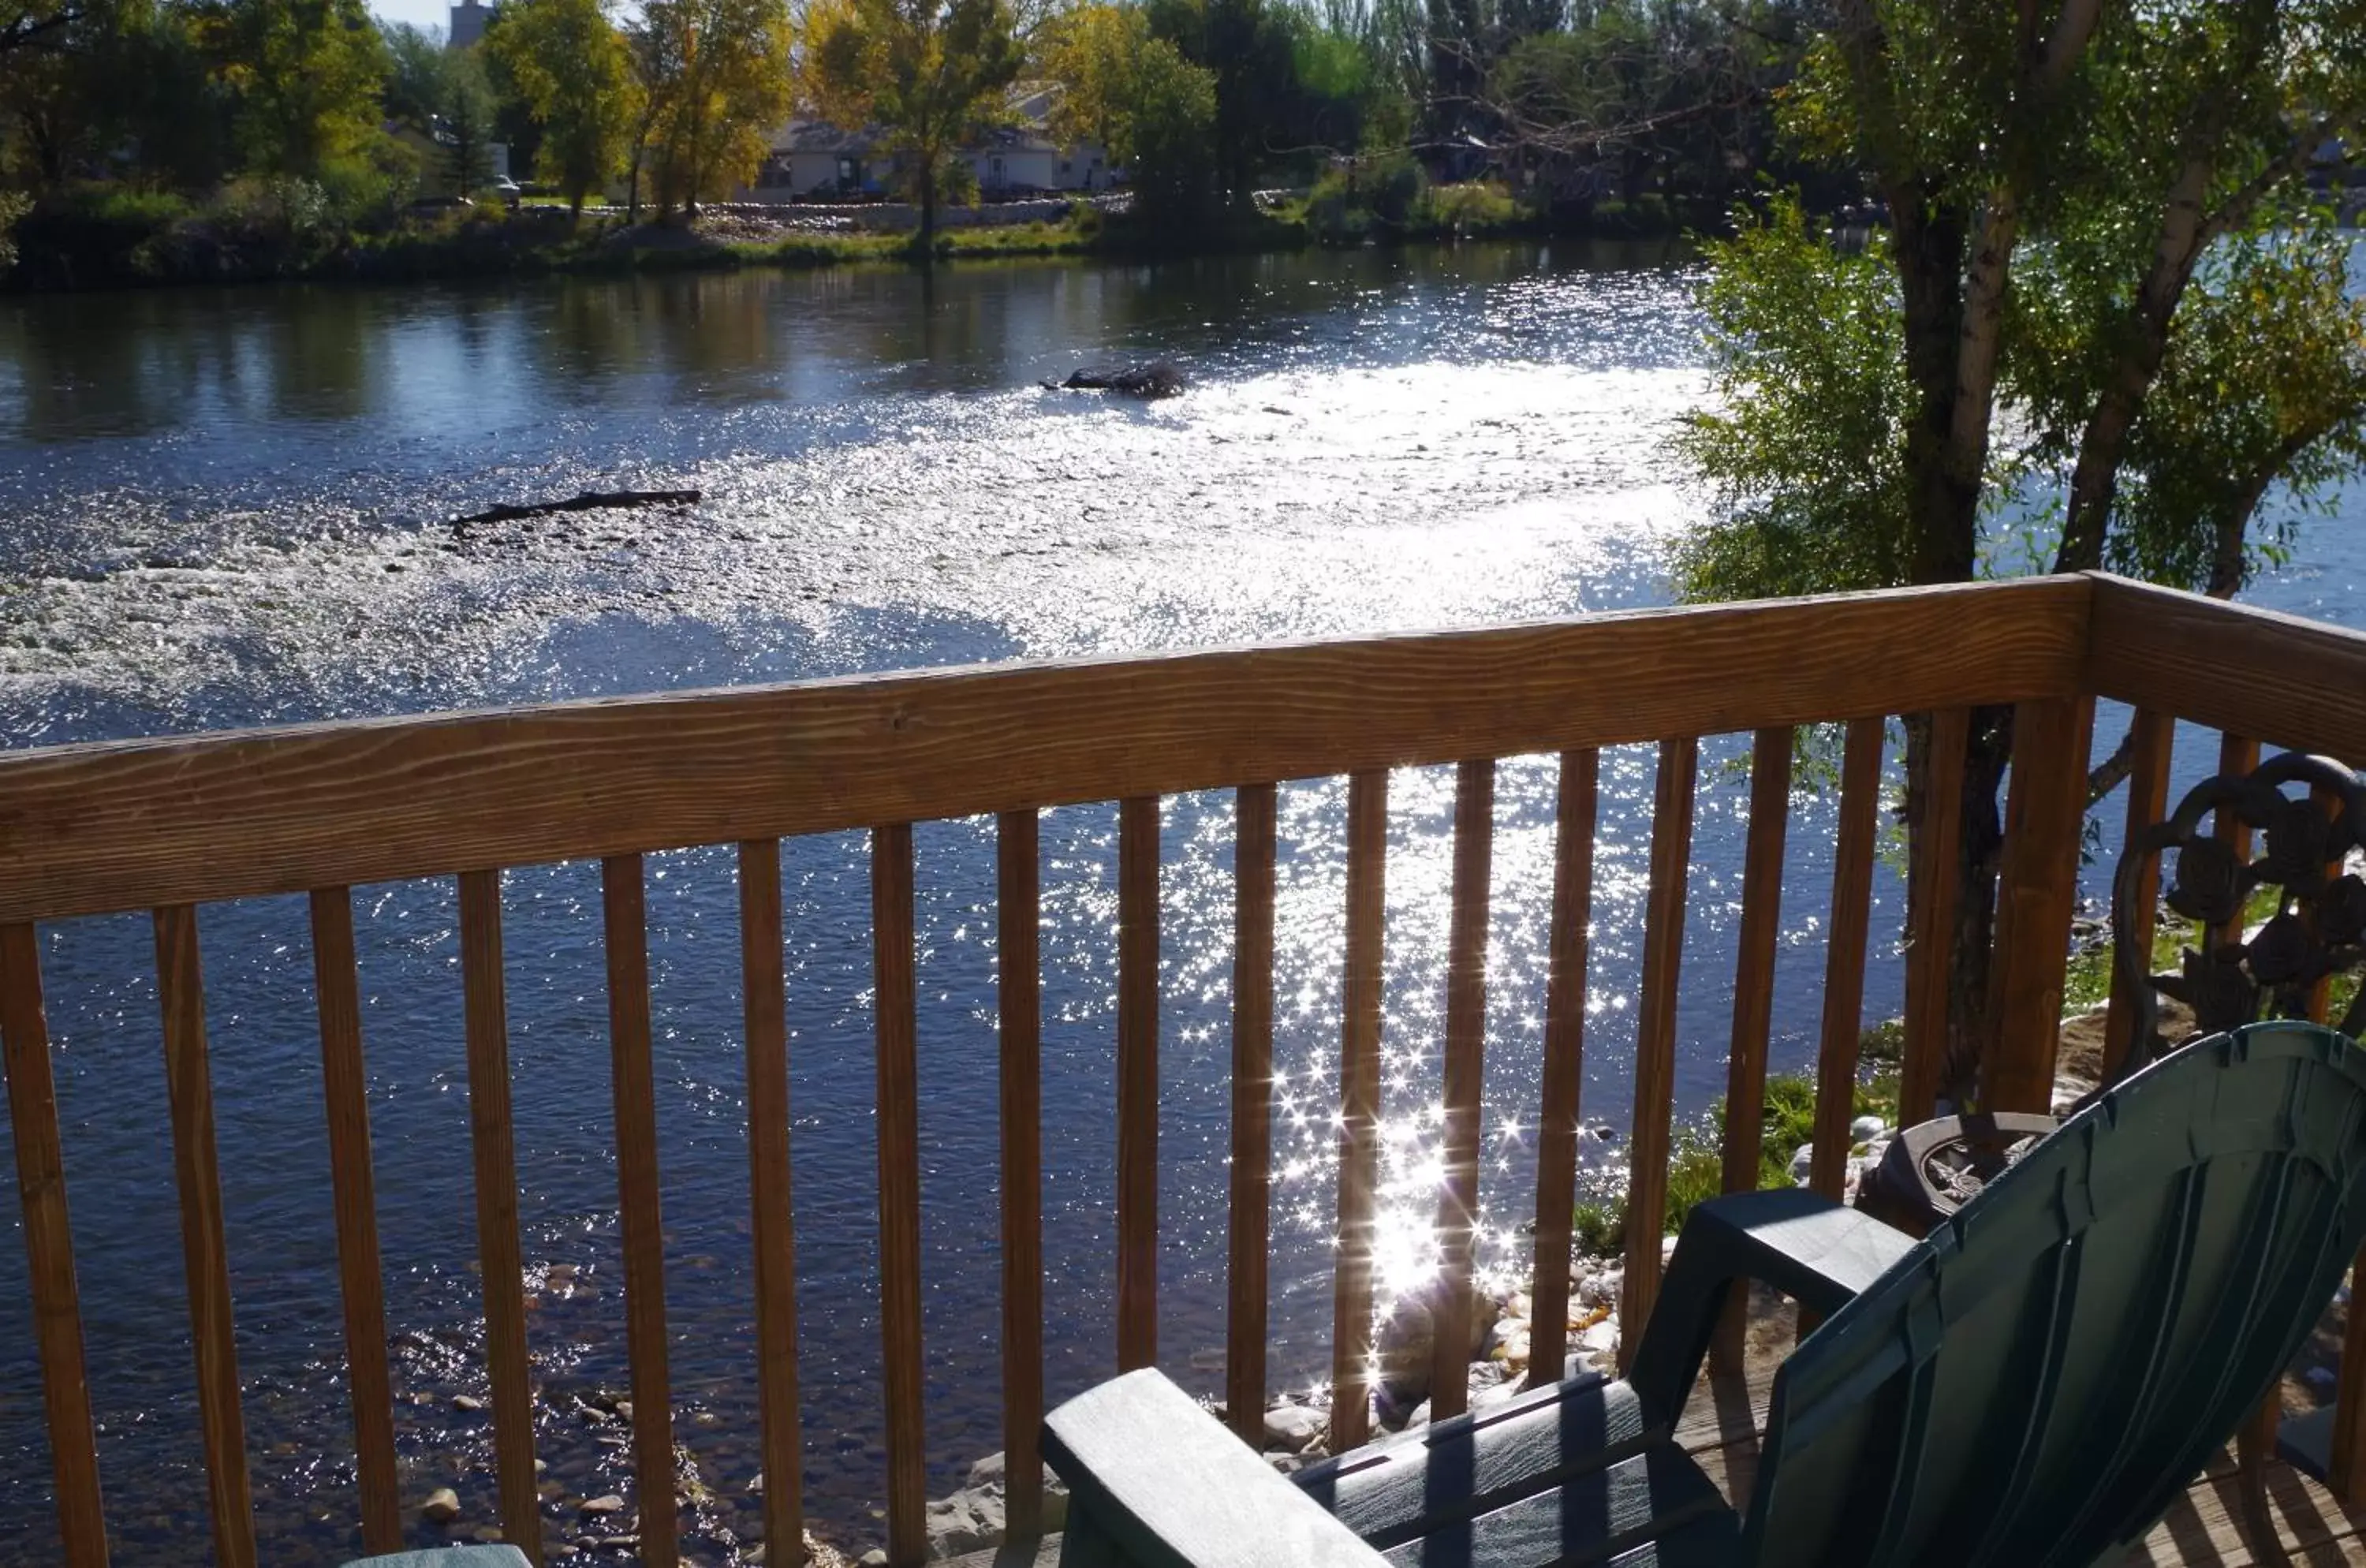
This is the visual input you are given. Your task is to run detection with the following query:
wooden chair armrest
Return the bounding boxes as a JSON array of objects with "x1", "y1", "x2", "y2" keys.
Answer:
[{"x1": 1043, "y1": 1368, "x2": 1391, "y2": 1567}]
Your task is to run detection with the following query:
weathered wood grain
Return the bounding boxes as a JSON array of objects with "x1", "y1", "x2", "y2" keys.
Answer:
[
  {"x1": 1719, "y1": 729, "x2": 1791, "y2": 1200},
  {"x1": 1986, "y1": 696, "x2": 2096, "y2": 1116},
  {"x1": 1621, "y1": 738, "x2": 1698, "y2": 1371},
  {"x1": 1117, "y1": 796, "x2": 1160, "y2": 1374},
  {"x1": 155, "y1": 905, "x2": 257, "y2": 1568},
  {"x1": 998, "y1": 811, "x2": 1045, "y2": 1533},
  {"x1": 0, "y1": 924, "x2": 110, "y2": 1568},
  {"x1": 1430, "y1": 760, "x2": 1495, "y2": 1421},
  {"x1": 872, "y1": 825, "x2": 927, "y2": 1566},
  {"x1": 1899, "y1": 708, "x2": 1969, "y2": 1127},
  {"x1": 2086, "y1": 576, "x2": 2366, "y2": 763},
  {"x1": 458, "y1": 870, "x2": 543, "y2": 1563},
  {"x1": 1329, "y1": 771, "x2": 1386, "y2": 1447},
  {"x1": 307, "y1": 889, "x2": 401, "y2": 1555},
  {"x1": 1526, "y1": 751, "x2": 1596, "y2": 1391},
  {"x1": 738, "y1": 840, "x2": 804, "y2": 1562},
  {"x1": 1807, "y1": 718, "x2": 1883, "y2": 1201},
  {"x1": 603, "y1": 856, "x2": 678, "y2": 1566},
  {"x1": 0, "y1": 580, "x2": 2091, "y2": 924},
  {"x1": 1712, "y1": 729, "x2": 1789, "y2": 1370},
  {"x1": 1228, "y1": 785, "x2": 1277, "y2": 1450}
]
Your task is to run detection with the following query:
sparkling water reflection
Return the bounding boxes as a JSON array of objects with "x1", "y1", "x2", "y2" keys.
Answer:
[{"x1": 0, "y1": 241, "x2": 2361, "y2": 1563}]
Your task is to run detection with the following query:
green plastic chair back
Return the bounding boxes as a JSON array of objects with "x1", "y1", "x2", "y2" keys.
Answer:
[{"x1": 1739, "y1": 1021, "x2": 2366, "y2": 1568}]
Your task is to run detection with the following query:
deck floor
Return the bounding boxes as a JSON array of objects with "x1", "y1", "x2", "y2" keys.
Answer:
[
  {"x1": 1677, "y1": 1358, "x2": 2366, "y2": 1565},
  {"x1": 957, "y1": 1297, "x2": 2366, "y2": 1567}
]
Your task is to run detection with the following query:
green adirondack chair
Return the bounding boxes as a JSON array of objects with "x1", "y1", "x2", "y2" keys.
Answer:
[{"x1": 1043, "y1": 1020, "x2": 2366, "y2": 1567}]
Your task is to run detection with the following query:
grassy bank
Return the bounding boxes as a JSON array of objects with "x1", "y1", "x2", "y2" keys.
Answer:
[
  {"x1": 1571, "y1": 1047, "x2": 1904, "y2": 1256},
  {"x1": 2, "y1": 179, "x2": 1672, "y2": 291}
]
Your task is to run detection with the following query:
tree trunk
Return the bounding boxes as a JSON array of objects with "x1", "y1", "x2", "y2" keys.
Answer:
[
  {"x1": 1838, "y1": 0, "x2": 2107, "y2": 1110},
  {"x1": 1889, "y1": 189, "x2": 1977, "y2": 584},
  {"x1": 2052, "y1": 155, "x2": 2217, "y2": 573},
  {"x1": 916, "y1": 157, "x2": 938, "y2": 256}
]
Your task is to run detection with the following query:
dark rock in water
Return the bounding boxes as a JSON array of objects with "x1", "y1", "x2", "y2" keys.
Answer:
[{"x1": 1045, "y1": 362, "x2": 1185, "y2": 398}]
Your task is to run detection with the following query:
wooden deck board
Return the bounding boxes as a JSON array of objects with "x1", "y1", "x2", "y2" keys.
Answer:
[{"x1": 1670, "y1": 1299, "x2": 2365, "y2": 1568}]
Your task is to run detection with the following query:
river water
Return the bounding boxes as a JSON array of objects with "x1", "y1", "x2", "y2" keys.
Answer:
[{"x1": 1, "y1": 241, "x2": 2362, "y2": 1564}]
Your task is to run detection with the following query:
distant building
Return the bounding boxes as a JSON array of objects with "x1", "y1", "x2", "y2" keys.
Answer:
[
  {"x1": 449, "y1": 0, "x2": 491, "y2": 49},
  {"x1": 745, "y1": 84, "x2": 1114, "y2": 203}
]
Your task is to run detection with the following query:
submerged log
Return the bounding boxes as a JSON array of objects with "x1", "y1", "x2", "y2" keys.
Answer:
[
  {"x1": 1045, "y1": 363, "x2": 1186, "y2": 399},
  {"x1": 450, "y1": 489, "x2": 703, "y2": 529}
]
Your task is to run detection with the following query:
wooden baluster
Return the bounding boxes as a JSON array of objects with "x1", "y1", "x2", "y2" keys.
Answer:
[
  {"x1": 1806, "y1": 718, "x2": 1886, "y2": 1201},
  {"x1": 1711, "y1": 730, "x2": 1789, "y2": 1369},
  {"x1": 153, "y1": 905, "x2": 256, "y2": 1568},
  {"x1": 1527, "y1": 751, "x2": 1598, "y2": 1391},
  {"x1": 2210, "y1": 734, "x2": 2262, "y2": 952},
  {"x1": 1330, "y1": 772, "x2": 1386, "y2": 1447},
  {"x1": 1227, "y1": 786, "x2": 1277, "y2": 1449},
  {"x1": 0, "y1": 924, "x2": 110, "y2": 1568},
  {"x1": 602, "y1": 856, "x2": 678, "y2": 1566},
  {"x1": 1429, "y1": 760, "x2": 1495, "y2": 1421},
  {"x1": 1899, "y1": 708, "x2": 1971, "y2": 1127},
  {"x1": 739, "y1": 841, "x2": 805, "y2": 1564},
  {"x1": 1117, "y1": 797, "x2": 1161, "y2": 1372},
  {"x1": 998, "y1": 812, "x2": 1045, "y2": 1533},
  {"x1": 457, "y1": 869, "x2": 543, "y2": 1563},
  {"x1": 308, "y1": 889, "x2": 401, "y2": 1554},
  {"x1": 1985, "y1": 696, "x2": 2096, "y2": 1116},
  {"x1": 2099, "y1": 711, "x2": 2175, "y2": 1082},
  {"x1": 1619, "y1": 738, "x2": 1698, "y2": 1370},
  {"x1": 871, "y1": 825, "x2": 926, "y2": 1566}
]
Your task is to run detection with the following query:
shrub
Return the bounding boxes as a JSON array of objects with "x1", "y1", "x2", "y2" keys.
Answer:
[
  {"x1": 1413, "y1": 181, "x2": 1519, "y2": 235},
  {"x1": 1569, "y1": 1066, "x2": 1902, "y2": 1255},
  {"x1": 1304, "y1": 151, "x2": 1424, "y2": 244}
]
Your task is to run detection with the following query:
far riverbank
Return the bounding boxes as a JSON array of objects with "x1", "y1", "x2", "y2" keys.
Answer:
[{"x1": 2, "y1": 185, "x2": 1715, "y2": 293}]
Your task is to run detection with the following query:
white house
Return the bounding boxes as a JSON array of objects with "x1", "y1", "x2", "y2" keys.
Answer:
[{"x1": 745, "y1": 84, "x2": 1115, "y2": 203}]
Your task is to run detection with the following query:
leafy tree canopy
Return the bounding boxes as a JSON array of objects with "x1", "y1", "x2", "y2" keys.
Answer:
[
  {"x1": 798, "y1": 0, "x2": 1023, "y2": 245},
  {"x1": 489, "y1": 0, "x2": 640, "y2": 214},
  {"x1": 1037, "y1": 1, "x2": 1216, "y2": 222}
]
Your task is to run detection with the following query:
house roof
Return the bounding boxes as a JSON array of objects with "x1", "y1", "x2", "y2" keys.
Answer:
[
  {"x1": 775, "y1": 81, "x2": 1075, "y2": 159},
  {"x1": 776, "y1": 120, "x2": 878, "y2": 155}
]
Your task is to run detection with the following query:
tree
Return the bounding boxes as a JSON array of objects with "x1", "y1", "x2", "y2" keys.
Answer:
[
  {"x1": 1144, "y1": 0, "x2": 1302, "y2": 206},
  {"x1": 1673, "y1": 0, "x2": 2366, "y2": 1099},
  {"x1": 379, "y1": 18, "x2": 444, "y2": 131},
  {"x1": 0, "y1": 0, "x2": 170, "y2": 189},
  {"x1": 636, "y1": 0, "x2": 793, "y2": 221},
  {"x1": 1483, "y1": 0, "x2": 1799, "y2": 220},
  {"x1": 1039, "y1": 1, "x2": 1217, "y2": 224},
  {"x1": 440, "y1": 43, "x2": 497, "y2": 192},
  {"x1": 487, "y1": 0, "x2": 637, "y2": 216},
  {"x1": 797, "y1": 0, "x2": 1023, "y2": 250},
  {"x1": 377, "y1": 22, "x2": 498, "y2": 196},
  {"x1": 211, "y1": 0, "x2": 390, "y2": 180}
]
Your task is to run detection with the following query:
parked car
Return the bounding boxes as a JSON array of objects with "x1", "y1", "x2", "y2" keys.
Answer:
[
  {"x1": 405, "y1": 195, "x2": 473, "y2": 216},
  {"x1": 491, "y1": 177, "x2": 523, "y2": 209}
]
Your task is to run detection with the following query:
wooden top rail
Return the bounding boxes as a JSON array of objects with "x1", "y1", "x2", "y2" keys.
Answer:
[
  {"x1": 0, "y1": 578, "x2": 2088, "y2": 924},
  {"x1": 2085, "y1": 575, "x2": 2366, "y2": 762}
]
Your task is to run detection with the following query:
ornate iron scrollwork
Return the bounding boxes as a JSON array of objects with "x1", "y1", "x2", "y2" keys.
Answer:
[
  {"x1": 1865, "y1": 751, "x2": 2366, "y2": 1238},
  {"x1": 2109, "y1": 751, "x2": 2366, "y2": 1086}
]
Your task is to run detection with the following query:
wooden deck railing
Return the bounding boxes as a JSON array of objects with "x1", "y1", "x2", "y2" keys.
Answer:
[{"x1": 6, "y1": 572, "x2": 2366, "y2": 1566}]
